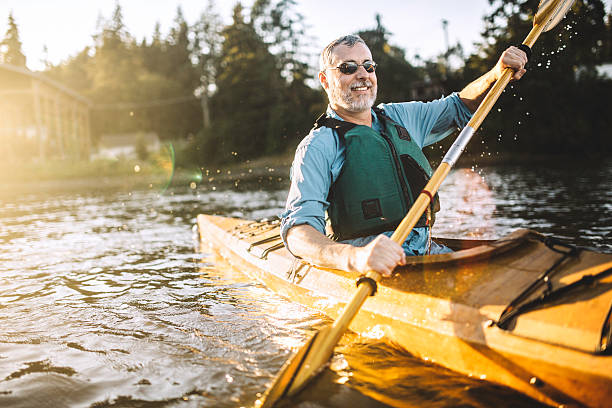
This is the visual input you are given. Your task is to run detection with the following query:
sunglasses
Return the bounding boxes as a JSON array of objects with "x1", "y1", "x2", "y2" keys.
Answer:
[{"x1": 329, "y1": 60, "x2": 377, "y2": 75}]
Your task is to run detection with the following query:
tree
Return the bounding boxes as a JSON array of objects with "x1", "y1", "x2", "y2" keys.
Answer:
[
  {"x1": 140, "y1": 22, "x2": 164, "y2": 74},
  {"x1": 193, "y1": 0, "x2": 223, "y2": 130},
  {"x1": 149, "y1": 6, "x2": 201, "y2": 139},
  {"x1": 206, "y1": 3, "x2": 286, "y2": 162},
  {"x1": 0, "y1": 12, "x2": 27, "y2": 67},
  {"x1": 44, "y1": 47, "x2": 93, "y2": 93},
  {"x1": 87, "y1": 3, "x2": 143, "y2": 137},
  {"x1": 250, "y1": 0, "x2": 325, "y2": 148},
  {"x1": 251, "y1": 0, "x2": 310, "y2": 83}
]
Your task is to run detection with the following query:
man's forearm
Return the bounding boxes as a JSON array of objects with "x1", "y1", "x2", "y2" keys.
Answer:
[
  {"x1": 458, "y1": 69, "x2": 497, "y2": 113},
  {"x1": 285, "y1": 224, "x2": 407, "y2": 276},
  {"x1": 459, "y1": 46, "x2": 528, "y2": 112},
  {"x1": 285, "y1": 224, "x2": 354, "y2": 271}
]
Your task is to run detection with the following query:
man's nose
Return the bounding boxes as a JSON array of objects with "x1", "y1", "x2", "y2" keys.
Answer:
[{"x1": 355, "y1": 65, "x2": 369, "y2": 78}]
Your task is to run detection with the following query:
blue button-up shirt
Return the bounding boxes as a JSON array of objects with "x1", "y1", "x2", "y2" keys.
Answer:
[{"x1": 280, "y1": 93, "x2": 472, "y2": 256}]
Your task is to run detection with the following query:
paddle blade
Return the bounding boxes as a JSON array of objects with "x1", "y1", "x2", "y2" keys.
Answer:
[
  {"x1": 257, "y1": 326, "x2": 334, "y2": 408},
  {"x1": 535, "y1": 0, "x2": 575, "y2": 32}
]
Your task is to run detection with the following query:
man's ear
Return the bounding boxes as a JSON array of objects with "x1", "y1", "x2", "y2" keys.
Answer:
[{"x1": 318, "y1": 71, "x2": 329, "y2": 90}]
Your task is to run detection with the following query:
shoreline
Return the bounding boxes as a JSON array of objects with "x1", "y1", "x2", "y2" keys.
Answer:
[{"x1": 0, "y1": 151, "x2": 605, "y2": 195}]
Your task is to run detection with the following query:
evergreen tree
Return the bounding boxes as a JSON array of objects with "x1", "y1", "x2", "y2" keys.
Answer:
[
  {"x1": 251, "y1": 0, "x2": 310, "y2": 82},
  {"x1": 45, "y1": 47, "x2": 93, "y2": 93},
  {"x1": 250, "y1": 0, "x2": 325, "y2": 148},
  {"x1": 193, "y1": 0, "x2": 223, "y2": 130},
  {"x1": 0, "y1": 12, "x2": 27, "y2": 67},
  {"x1": 43, "y1": 3, "x2": 206, "y2": 144},
  {"x1": 151, "y1": 7, "x2": 201, "y2": 139},
  {"x1": 88, "y1": 3, "x2": 142, "y2": 137},
  {"x1": 140, "y1": 22, "x2": 164, "y2": 74},
  {"x1": 165, "y1": 7, "x2": 197, "y2": 87},
  {"x1": 207, "y1": 3, "x2": 285, "y2": 161}
]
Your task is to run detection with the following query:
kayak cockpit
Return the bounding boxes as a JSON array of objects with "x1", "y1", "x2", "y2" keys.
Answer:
[{"x1": 204, "y1": 215, "x2": 612, "y2": 355}]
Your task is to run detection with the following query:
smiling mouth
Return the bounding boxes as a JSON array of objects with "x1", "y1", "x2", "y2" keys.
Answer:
[{"x1": 350, "y1": 82, "x2": 371, "y2": 92}]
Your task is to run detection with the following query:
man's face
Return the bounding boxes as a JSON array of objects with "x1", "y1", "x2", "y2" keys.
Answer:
[{"x1": 320, "y1": 43, "x2": 377, "y2": 113}]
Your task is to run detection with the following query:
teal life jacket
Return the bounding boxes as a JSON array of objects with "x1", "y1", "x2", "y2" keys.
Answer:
[{"x1": 316, "y1": 107, "x2": 440, "y2": 241}]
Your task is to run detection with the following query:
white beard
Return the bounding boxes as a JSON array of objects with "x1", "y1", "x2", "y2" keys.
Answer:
[{"x1": 330, "y1": 80, "x2": 377, "y2": 113}]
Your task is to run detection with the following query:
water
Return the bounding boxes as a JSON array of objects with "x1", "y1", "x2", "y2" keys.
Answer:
[{"x1": 1, "y1": 161, "x2": 610, "y2": 408}]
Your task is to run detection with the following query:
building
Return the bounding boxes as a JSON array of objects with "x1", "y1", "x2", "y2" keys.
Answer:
[
  {"x1": 92, "y1": 132, "x2": 160, "y2": 160},
  {"x1": 0, "y1": 63, "x2": 92, "y2": 161}
]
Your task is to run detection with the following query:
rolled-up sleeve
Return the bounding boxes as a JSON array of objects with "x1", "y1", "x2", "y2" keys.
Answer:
[
  {"x1": 380, "y1": 92, "x2": 472, "y2": 148},
  {"x1": 280, "y1": 128, "x2": 340, "y2": 251}
]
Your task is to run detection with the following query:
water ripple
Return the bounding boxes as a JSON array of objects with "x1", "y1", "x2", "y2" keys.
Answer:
[{"x1": 0, "y1": 162, "x2": 610, "y2": 407}]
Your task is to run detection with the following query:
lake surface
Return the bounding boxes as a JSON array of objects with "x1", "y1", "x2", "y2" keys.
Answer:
[{"x1": 1, "y1": 161, "x2": 610, "y2": 408}]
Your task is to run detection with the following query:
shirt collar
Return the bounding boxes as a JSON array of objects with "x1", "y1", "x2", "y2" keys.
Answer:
[{"x1": 325, "y1": 105, "x2": 382, "y2": 131}]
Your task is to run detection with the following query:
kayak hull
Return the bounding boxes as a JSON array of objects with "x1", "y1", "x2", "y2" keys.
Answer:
[{"x1": 197, "y1": 214, "x2": 612, "y2": 408}]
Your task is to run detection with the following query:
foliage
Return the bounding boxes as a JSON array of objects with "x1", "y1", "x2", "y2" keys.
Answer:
[
  {"x1": 0, "y1": 12, "x2": 27, "y2": 66},
  {"x1": 461, "y1": 0, "x2": 612, "y2": 154},
  {"x1": 251, "y1": 0, "x2": 325, "y2": 147},
  {"x1": 198, "y1": 1, "x2": 324, "y2": 164},
  {"x1": 192, "y1": 0, "x2": 224, "y2": 131},
  {"x1": 5, "y1": 0, "x2": 611, "y2": 166},
  {"x1": 44, "y1": 3, "x2": 203, "y2": 144},
  {"x1": 205, "y1": 3, "x2": 285, "y2": 161}
]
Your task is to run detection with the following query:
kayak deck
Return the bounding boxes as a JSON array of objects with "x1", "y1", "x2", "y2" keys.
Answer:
[{"x1": 197, "y1": 214, "x2": 612, "y2": 408}]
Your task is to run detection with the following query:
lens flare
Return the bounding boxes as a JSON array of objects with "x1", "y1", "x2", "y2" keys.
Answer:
[{"x1": 154, "y1": 142, "x2": 175, "y2": 193}]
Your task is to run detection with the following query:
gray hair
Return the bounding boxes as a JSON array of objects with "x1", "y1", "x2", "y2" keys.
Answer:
[{"x1": 319, "y1": 34, "x2": 367, "y2": 72}]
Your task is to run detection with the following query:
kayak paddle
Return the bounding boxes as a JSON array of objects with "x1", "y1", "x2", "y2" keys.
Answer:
[{"x1": 257, "y1": 0, "x2": 576, "y2": 406}]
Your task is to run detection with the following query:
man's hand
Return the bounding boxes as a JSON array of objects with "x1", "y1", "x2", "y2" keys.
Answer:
[
  {"x1": 348, "y1": 234, "x2": 406, "y2": 278},
  {"x1": 286, "y1": 224, "x2": 406, "y2": 279},
  {"x1": 494, "y1": 46, "x2": 529, "y2": 81},
  {"x1": 460, "y1": 45, "x2": 529, "y2": 111}
]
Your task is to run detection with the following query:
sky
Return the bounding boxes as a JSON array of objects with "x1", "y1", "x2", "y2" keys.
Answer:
[{"x1": 1, "y1": 0, "x2": 611, "y2": 72}]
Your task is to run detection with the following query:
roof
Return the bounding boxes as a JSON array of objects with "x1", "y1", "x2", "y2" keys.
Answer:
[{"x1": 0, "y1": 63, "x2": 92, "y2": 106}]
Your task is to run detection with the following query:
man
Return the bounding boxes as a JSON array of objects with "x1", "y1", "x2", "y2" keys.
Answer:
[{"x1": 280, "y1": 34, "x2": 527, "y2": 278}]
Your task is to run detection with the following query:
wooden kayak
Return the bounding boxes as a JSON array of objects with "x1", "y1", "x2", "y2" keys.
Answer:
[{"x1": 197, "y1": 214, "x2": 612, "y2": 408}]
